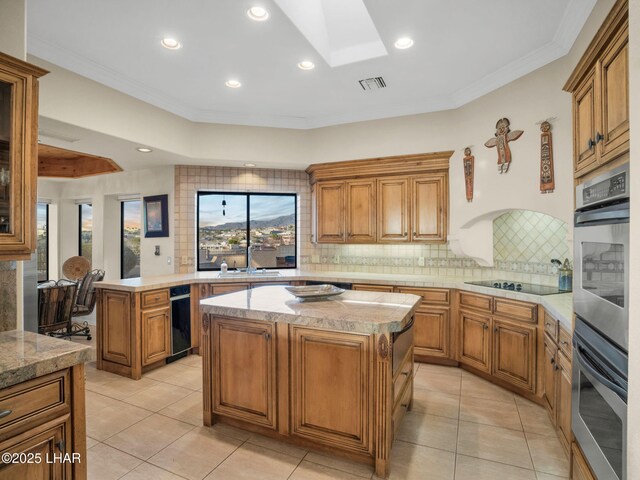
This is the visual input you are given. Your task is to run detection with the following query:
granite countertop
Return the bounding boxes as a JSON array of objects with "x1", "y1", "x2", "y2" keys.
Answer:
[
  {"x1": 96, "y1": 269, "x2": 573, "y2": 328},
  {"x1": 0, "y1": 330, "x2": 92, "y2": 389},
  {"x1": 200, "y1": 285, "x2": 421, "y2": 334}
]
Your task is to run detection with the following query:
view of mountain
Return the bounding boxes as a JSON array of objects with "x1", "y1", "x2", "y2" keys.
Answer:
[{"x1": 202, "y1": 213, "x2": 295, "y2": 231}]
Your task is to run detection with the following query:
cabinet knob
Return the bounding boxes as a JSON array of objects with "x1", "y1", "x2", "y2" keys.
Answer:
[
  {"x1": 494, "y1": 327, "x2": 498, "y2": 333},
  {"x1": 562, "y1": 341, "x2": 569, "y2": 346},
  {"x1": 483, "y1": 323, "x2": 488, "y2": 330},
  {"x1": 588, "y1": 138, "x2": 595, "y2": 149},
  {"x1": 264, "y1": 332, "x2": 271, "y2": 340},
  {"x1": 401, "y1": 371, "x2": 410, "y2": 377},
  {"x1": 413, "y1": 232, "x2": 417, "y2": 236},
  {"x1": 0, "y1": 409, "x2": 12, "y2": 419},
  {"x1": 596, "y1": 132, "x2": 604, "y2": 143},
  {"x1": 404, "y1": 232, "x2": 408, "y2": 237},
  {"x1": 554, "y1": 364, "x2": 560, "y2": 371},
  {"x1": 56, "y1": 440, "x2": 65, "y2": 452},
  {"x1": 550, "y1": 357, "x2": 556, "y2": 365},
  {"x1": 401, "y1": 403, "x2": 409, "y2": 408}
]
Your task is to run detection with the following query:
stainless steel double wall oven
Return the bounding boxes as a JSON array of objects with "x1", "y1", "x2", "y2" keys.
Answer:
[{"x1": 573, "y1": 163, "x2": 629, "y2": 480}]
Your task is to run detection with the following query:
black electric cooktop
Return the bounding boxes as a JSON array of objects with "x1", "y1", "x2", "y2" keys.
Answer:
[{"x1": 465, "y1": 280, "x2": 569, "y2": 295}]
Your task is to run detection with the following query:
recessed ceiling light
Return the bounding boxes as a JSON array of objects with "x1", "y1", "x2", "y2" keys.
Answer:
[
  {"x1": 136, "y1": 147, "x2": 152, "y2": 153},
  {"x1": 225, "y1": 79, "x2": 242, "y2": 88},
  {"x1": 394, "y1": 37, "x2": 414, "y2": 49},
  {"x1": 244, "y1": 163, "x2": 256, "y2": 167},
  {"x1": 161, "y1": 38, "x2": 181, "y2": 50},
  {"x1": 247, "y1": 6, "x2": 269, "y2": 21},
  {"x1": 297, "y1": 60, "x2": 315, "y2": 70}
]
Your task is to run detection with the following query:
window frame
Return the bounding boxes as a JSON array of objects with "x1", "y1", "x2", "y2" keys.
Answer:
[
  {"x1": 120, "y1": 200, "x2": 142, "y2": 279},
  {"x1": 196, "y1": 191, "x2": 297, "y2": 271},
  {"x1": 37, "y1": 202, "x2": 49, "y2": 283},
  {"x1": 78, "y1": 203, "x2": 92, "y2": 260}
]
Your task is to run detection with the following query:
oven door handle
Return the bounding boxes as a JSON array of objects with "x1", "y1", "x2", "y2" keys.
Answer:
[
  {"x1": 575, "y1": 208, "x2": 629, "y2": 225},
  {"x1": 575, "y1": 346, "x2": 627, "y2": 401}
]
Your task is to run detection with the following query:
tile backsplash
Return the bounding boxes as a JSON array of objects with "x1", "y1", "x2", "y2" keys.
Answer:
[{"x1": 174, "y1": 166, "x2": 570, "y2": 286}]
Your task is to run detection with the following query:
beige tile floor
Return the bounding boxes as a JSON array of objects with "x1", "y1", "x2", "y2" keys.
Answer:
[{"x1": 82, "y1": 354, "x2": 569, "y2": 480}]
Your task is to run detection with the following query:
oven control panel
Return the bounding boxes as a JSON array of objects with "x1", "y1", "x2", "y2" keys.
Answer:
[{"x1": 582, "y1": 171, "x2": 627, "y2": 206}]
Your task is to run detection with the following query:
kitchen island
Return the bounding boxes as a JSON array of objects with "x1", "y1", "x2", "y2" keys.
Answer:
[{"x1": 200, "y1": 285, "x2": 421, "y2": 478}]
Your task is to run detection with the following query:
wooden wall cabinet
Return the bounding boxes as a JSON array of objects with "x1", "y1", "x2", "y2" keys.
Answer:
[
  {"x1": 0, "y1": 53, "x2": 47, "y2": 260},
  {"x1": 307, "y1": 152, "x2": 452, "y2": 245},
  {"x1": 565, "y1": 0, "x2": 629, "y2": 178}
]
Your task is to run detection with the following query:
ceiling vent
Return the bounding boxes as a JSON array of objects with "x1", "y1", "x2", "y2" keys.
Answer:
[{"x1": 358, "y1": 77, "x2": 386, "y2": 90}]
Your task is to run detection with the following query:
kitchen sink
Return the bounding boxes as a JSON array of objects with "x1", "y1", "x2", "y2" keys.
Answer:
[{"x1": 218, "y1": 270, "x2": 281, "y2": 278}]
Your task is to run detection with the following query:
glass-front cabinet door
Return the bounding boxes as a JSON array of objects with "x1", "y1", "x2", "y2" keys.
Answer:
[{"x1": 0, "y1": 52, "x2": 47, "y2": 260}]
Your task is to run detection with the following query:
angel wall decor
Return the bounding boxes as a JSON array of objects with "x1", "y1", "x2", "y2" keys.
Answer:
[{"x1": 484, "y1": 118, "x2": 523, "y2": 174}]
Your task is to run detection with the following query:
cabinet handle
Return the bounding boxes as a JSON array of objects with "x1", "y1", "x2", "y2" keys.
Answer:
[
  {"x1": 56, "y1": 440, "x2": 65, "y2": 452},
  {"x1": 545, "y1": 322, "x2": 551, "y2": 328},
  {"x1": 401, "y1": 403, "x2": 409, "y2": 408},
  {"x1": 561, "y1": 341, "x2": 569, "y2": 346},
  {"x1": 404, "y1": 232, "x2": 408, "y2": 237},
  {"x1": 401, "y1": 371, "x2": 410, "y2": 377},
  {"x1": 588, "y1": 138, "x2": 595, "y2": 149},
  {"x1": 554, "y1": 364, "x2": 560, "y2": 371},
  {"x1": 264, "y1": 332, "x2": 271, "y2": 340},
  {"x1": 550, "y1": 357, "x2": 556, "y2": 365},
  {"x1": 0, "y1": 410, "x2": 12, "y2": 419},
  {"x1": 413, "y1": 232, "x2": 417, "y2": 236},
  {"x1": 483, "y1": 323, "x2": 488, "y2": 330},
  {"x1": 494, "y1": 327, "x2": 498, "y2": 333},
  {"x1": 596, "y1": 132, "x2": 604, "y2": 143}
]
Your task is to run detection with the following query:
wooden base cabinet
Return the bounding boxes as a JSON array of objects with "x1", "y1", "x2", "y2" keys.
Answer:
[
  {"x1": 141, "y1": 307, "x2": 171, "y2": 367},
  {"x1": 212, "y1": 318, "x2": 276, "y2": 429},
  {"x1": 0, "y1": 365, "x2": 87, "y2": 480},
  {"x1": 290, "y1": 326, "x2": 372, "y2": 453},
  {"x1": 572, "y1": 442, "x2": 596, "y2": 480},
  {"x1": 202, "y1": 314, "x2": 413, "y2": 478},
  {"x1": 456, "y1": 292, "x2": 538, "y2": 394}
]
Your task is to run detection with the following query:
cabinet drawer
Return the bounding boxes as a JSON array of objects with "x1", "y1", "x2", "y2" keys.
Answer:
[
  {"x1": 397, "y1": 287, "x2": 450, "y2": 306},
  {"x1": 211, "y1": 283, "x2": 250, "y2": 295},
  {"x1": 544, "y1": 312, "x2": 559, "y2": 342},
  {"x1": 0, "y1": 370, "x2": 69, "y2": 437},
  {"x1": 392, "y1": 379, "x2": 412, "y2": 435},
  {"x1": 493, "y1": 298, "x2": 537, "y2": 323},
  {"x1": 558, "y1": 325, "x2": 572, "y2": 358},
  {"x1": 352, "y1": 284, "x2": 395, "y2": 292},
  {"x1": 459, "y1": 291, "x2": 492, "y2": 312},
  {"x1": 141, "y1": 289, "x2": 170, "y2": 309},
  {"x1": 393, "y1": 352, "x2": 413, "y2": 407}
]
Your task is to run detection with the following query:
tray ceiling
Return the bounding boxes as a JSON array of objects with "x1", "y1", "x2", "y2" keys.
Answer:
[{"x1": 27, "y1": 0, "x2": 596, "y2": 129}]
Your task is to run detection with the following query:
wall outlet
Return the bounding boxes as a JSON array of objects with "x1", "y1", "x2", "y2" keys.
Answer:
[
  {"x1": 181, "y1": 256, "x2": 188, "y2": 265},
  {"x1": 167, "y1": 256, "x2": 172, "y2": 265},
  {"x1": 335, "y1": 255, "x2": 340, "y2": 264},
  {"x1": 418, "y1": 256, "x2": 426, "y2": 267}
]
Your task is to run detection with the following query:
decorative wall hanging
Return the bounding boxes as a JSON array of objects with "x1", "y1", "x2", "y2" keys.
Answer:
[
  {"x1": 143, "y1": 194, "x2": 169, "y2": 238},
  {"x1": 463, "y1": 147, "x2": 474, "y2": 202},
  {"x1": 539, "y1": 121, "x2": 555, "y2": 193},
  {"x1": 484, "y1": 118, "x2": 523, "y2": 174}
]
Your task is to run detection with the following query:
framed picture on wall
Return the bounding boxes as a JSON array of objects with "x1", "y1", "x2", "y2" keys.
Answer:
[{"x1": 143, "y1": 194, "x2": 169, "y2": 238}]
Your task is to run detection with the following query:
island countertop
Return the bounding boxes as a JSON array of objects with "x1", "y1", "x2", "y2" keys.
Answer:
[
  {"x1": 200, "y1": 285, "x2": 421, "y2": 334},
  {"x1": 0, "y1": 330, "x2": 92, "y2": 389}
]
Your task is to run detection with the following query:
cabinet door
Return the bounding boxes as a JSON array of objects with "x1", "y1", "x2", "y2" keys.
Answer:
[
  {"x1": 291, "y1": 326, "x2": 372, "y2": 453},
  {"x1": 377, "y1": 177, "x2": 409, "y2": 242},
  {"x1": 572, "y1": 442, "x2": 596, "y2": 480},
  {"x1": 597, "y1": 26, "x2": 629, "y2": 164},
  {"x1": 492, "y1": 319, "x2": 536, "y2": 392},
  {"x1": 346, "y1": 180, "x2": 376, "y2": 243},
  {"x1": 458, "y1": 310, "x2": 491, "y2": 373},
  {"x1": 542, "y1": 337, "x2": 557, "y2": 425},
  {"x1": 414, "y1": 308, "x2": 450, "y2": 359},
  {"x1": 0, "y1": 55, "x2": 44, "y2": 260},
  {"x1": 557, "y1": 353, "x2": 572, "y2": 451},
  {"x1": 573, "y1": 72, "x2": 598, "y2": 177},
  {"x1": 315, "y1": 182, "x2": 345, "y2": 243},
  {"x1": 0, "y1": 418, "x2": 68, "y2": 480},
  {"x1": 141, "y1": 306, "x2": 171, "y2": 366},
  {"x1": 102, "y1": 290, "x2": 132, "y2": 366},
  {"x1": 411, "y1": 174, "x2": 447, "y2": 242},
  {"x1": 213, "y1": 318, "x2": 276, "y2": 428}
]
